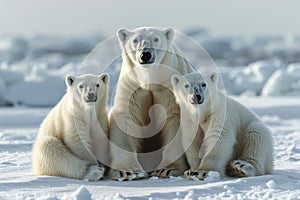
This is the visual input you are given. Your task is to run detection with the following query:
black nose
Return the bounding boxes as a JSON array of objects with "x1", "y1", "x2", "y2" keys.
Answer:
[
  {"x1": 87, "y1": 93, "x2": 95, "y2": 100},
  {"x1": 191, "y1": 94, "x2": 203, "y2": 104},
  {"x1": 140, "y1": 51, "x2": 152, "y2": 63},
  {"x1": 196, "y1": 95, "x2": 202, "y2": 102}
]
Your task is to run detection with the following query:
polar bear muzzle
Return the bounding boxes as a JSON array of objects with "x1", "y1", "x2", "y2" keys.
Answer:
[
  {"x1": 139, "y1": 48, "x2": 155, "y2": 64},
  {"x1": 190, "y1": 94, "x2": 204, "y2": 104},
  {"x1": 85, "y1": 91, "x2": 97, "y2": 103}
]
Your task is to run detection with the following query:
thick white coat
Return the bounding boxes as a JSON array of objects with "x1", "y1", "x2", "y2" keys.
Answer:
[
  {"x1": 109, "y1": 27, "x2": 194, "y2": 178},
  {"x1": 171, "y1": 73, "x2": 273, "y2": 177},
  {"x1": 32, "y1": 74, "x2": 109, "y2": 180}
]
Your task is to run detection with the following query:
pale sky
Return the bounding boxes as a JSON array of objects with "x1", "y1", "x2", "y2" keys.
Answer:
[{"x1": 0, "y1": 0, "x2": 299, "y2": 37}]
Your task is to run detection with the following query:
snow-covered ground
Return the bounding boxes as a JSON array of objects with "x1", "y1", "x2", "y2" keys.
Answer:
[
  {"x1": 0, "y1": 97, "x2": 299, "y2": 200},
  {"x1": 1, "y1": 30, "x2": 300, "y2": 199}
]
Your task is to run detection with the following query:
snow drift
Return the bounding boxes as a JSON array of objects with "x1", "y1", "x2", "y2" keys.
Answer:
[{"x1": 1, "y1": 31, "x2": 300, "y2": 107}]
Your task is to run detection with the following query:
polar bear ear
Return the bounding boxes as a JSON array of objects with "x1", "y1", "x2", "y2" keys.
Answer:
[
  {"x1": 209, "y1": 72, "x2": 218, "y2": 84},
  {"x1": 163, "y1": 28, "x2": 174, "y2": 41},
  {"x1": 99, "y1": 73, "x2": 110, "y2": 84},
  {"x1": 117, "y1": 28, "x2": 132, "y2": 42},
  {"x1": 65, "y1": 75, "x2": 76, "y2": 87},
  {"x1": 171, "y1": 74, "x2": 182, "y2": 88}
]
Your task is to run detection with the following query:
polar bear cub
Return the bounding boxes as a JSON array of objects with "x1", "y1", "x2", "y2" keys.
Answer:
[
  {"x1": 32, "y1": 73, "x2": 110, "y2": 181},
  {"x1": 171, "y1": 72, "x2": 273, "y2": 180}
]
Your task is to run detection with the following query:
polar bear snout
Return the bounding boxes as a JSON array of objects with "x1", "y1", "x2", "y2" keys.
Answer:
[
  {"x1": 87, "y1": 92, "x2": 96, "y2": 101},
  {"x1": 190, "y1": 94, "x2": 204, "y2": 104},
  {"x1": 139, "y1": 48, "x2": 155, "y2": 64},
  {"x1": 190, "y1": 85, "x2": 204, "y2": 104},
  {"x1": 85, "y1": 91, "x2": 97, "y2": 103},
  {"x1": 140, "y1": 51, "x2": 152, "y2": 63}
]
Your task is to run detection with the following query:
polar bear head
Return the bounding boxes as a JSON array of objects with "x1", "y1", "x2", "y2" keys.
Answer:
[
  {"x1": 171, "y1": 72, "x2": 217, "y2": 107},
  {"x1": 117, "y1": 27, "x2": 174, "y2": 67},
  {"x1": 65, "y1": 73, "x2": 109, "y2": 105}
]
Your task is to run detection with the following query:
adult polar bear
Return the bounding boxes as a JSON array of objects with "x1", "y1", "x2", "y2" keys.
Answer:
[
  {"x1": 171, "y1": 72, "x2": 273, "y2": 180},
  {"x1": 32, "y1": 74, "x2": 110, "y2": 181},
  {"x1": 109, "y1": 27, "x2": 194, "y2": 180}
]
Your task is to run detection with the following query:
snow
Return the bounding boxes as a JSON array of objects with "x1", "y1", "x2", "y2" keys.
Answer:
[
  {"x1": 1, "y1": 97, "x2": 300, "y2": 199},
  {"x1": 266, "y1": 180, "x2": 277, "y2": 190},
  {"x1": 220, "y1": 60, "x2": 284, "y2": 96},
  {"x1": 6, "y1": 78, "x2": 66, "y2": 107},
  {"x1": 1, "y1": 33, "x2": 300, "y2": 107},
  {"x1": 62, "y1": 185, "x2": 92, "y2": 200},
  {"x1": 2, "y1": 62, "x2": 78, "y2": 106},
  {"x1": 262, "y1": 63, "x2": 300, "y2": 96},
  {"x1": 1, "y1": 30, "x2": 300, "y2": 199}
]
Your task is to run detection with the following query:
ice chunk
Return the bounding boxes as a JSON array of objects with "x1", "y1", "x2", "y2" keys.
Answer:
[
  {"x1": 266, "y1": 180, "x2": 277, "y2": 189},
  {"x1": 113, "y1": 193, "x2": 125, "y2": 200},
  {"x1": 204, "y1": 171, "x2": 221, "y2": 182},
  {"x1": 62, "y1": 185, "x2": 92, "y2": 200}
]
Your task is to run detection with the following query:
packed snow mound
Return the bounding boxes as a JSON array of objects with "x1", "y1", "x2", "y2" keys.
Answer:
[
  {"x1": 221, "y1": 60, "x2": 284, "y2": 96},
  {"x1": 266, "y1": 180, "x2": 277, "y2": 189},
  {"x1": 262, "y1": 63, "x2": 300, "y2": 96},
  {"x1": 62, "y1": 186, "x2": 92, "y2": 200}
]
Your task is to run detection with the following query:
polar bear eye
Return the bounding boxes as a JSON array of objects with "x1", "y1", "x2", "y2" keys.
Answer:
[
  {"x1": 133, "y1": 39, "x2": 138, "y2": 43},
  {"x1": 184, "y1": 84, "x2": 190, "y2": 89},
  {"x1": 96, "y1": 84, "x2": 100, "y2": 88},
  {"x1": 79, "y1": 85, "x2": 84, "y2": 89},
  {"x1": 201, "y1": 83, "x2": 207, "y2": 87},
  {"x1": 153, "y1": 37, "x2": 159, "y2": 42}
]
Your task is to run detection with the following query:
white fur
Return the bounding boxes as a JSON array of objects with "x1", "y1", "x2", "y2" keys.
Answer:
[
  {"x1": 32, "y1": 74, "x2": 110, "y2": 180},
  {"x1": 109, "y1": 27, "x2": 194, "y2": 178},
  {"x1": 171, "y1": 72, "x2": 273, "y2": 178}
]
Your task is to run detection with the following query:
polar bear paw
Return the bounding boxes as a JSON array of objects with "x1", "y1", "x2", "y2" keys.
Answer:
[
  {"x1": 150, "y1": 168, "x2": 182, "y2": 178},
  {"x1": 83, "y1": 165, "x2": 105, "y2": 181},
  {"x1": 109, "y1": 168, "x2": 147, "y2": 181},
  {"x1": 184, "y1": 169, "x2": 221, "y2": 181},
  {"x1": 226, "y1": 160, "x2": 256, "y2": 177}
]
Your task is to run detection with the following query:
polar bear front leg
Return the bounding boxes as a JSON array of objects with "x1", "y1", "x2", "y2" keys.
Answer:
[
  {"x1": 152, "y1": 116, "x2": 188, "y2": 178},
  {"x1": 109, "y1": 89, "x2": 152, "y2": 181},
  {"x1": 182, "y1": 125, "x2": 204, "y2": 170},
  {"x1": 186, "y1": 130, "x2": 236, "y2": 180},
  {"x1": 108, "y1": 150, "x2": 147, "y2": 181},
  {"x1": 109, "y1": 116, "x2": 146, "y2": 180},
  {"x1": 150, "y1": 89, "x2": 188, "y2": 178},
  {"x1": 108, "y1": 137, "x2": 147, "y2": 181}
]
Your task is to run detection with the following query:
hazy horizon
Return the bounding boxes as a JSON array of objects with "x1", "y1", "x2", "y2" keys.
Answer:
[{"x1": 0, "y1": 0, "x2": 299, "y2": 38}]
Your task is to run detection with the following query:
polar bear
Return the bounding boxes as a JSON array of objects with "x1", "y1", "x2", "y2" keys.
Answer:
[
  {"x1": 109, "y1": 27, "x2": 194, "y2": 180},
  {"x1": 171, "y1": 72, "x2": 273, "y2": 180},
  {"x1": 32, "y1": 73, "x2": 110, "y2": 181}
]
